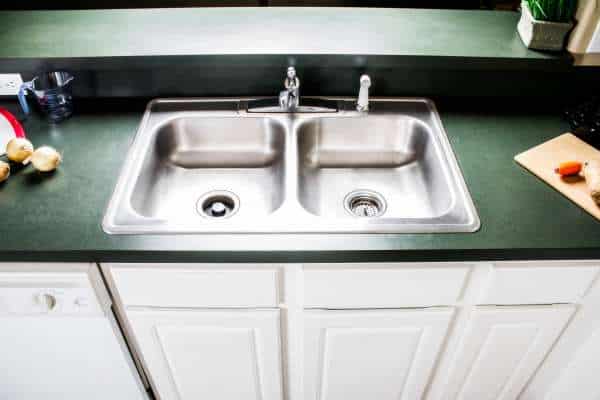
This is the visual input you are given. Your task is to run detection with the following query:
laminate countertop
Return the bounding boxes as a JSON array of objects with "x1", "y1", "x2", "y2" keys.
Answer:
[{"x1": 0, "y1": 99, "x2": 598, "y2": 263}]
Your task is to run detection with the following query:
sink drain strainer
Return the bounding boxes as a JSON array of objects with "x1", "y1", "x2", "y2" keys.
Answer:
[
  {"x1": 196, "y1": 190, "x2": 240, "y2": 219},
  {"x1": 344, "y1": 190, "x2": 387, "y2": 218}
]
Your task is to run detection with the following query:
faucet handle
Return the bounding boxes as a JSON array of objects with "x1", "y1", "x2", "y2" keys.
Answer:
[{"x1": 357, "y1": 74, "x2": 371, "y2": 112}]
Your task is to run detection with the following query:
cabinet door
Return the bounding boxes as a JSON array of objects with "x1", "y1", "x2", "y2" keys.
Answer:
[
  {"x1": 439, "y1": 305, "x2": 575, "y2": 400},
  {"x1": 304, "y1": 308, "x2": 454, "y2": 400},
  {"x1": 126, "y1": 309, "x2": 283, "y2": 400}
]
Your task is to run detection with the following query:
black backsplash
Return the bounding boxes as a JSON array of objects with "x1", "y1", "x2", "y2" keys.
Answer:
[{"x1": 6, "y1": 53, "x2": 599, "y2": 100}]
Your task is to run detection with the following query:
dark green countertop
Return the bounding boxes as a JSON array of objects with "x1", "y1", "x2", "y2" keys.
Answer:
[
  {"x1": 1, "y1": 99, "x2": 599, "y2": 263},
  {"x1": 0, "y1": 8, "x2": 570, "y2": 72}
]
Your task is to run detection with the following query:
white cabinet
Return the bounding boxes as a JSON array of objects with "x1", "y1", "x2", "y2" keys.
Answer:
[
  {"x1": 126, "y1": 309, "x2": 283, "y2": 400},
  {"x1": 103, "y1": 261, "x2": 600, "y2": 400},
  {"x1": 439, "y1": 305, "x2": 575, "y2": 400},
  {"x1": 303, "y1": 308, "x2": 454, "y2": 400}
]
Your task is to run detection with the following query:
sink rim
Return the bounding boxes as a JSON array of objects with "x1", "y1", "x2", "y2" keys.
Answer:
[{"x1": 102, "y1": 97, "x2": 480, "y2": 234}]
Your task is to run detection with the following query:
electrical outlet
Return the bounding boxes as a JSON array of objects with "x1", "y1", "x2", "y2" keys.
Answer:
[{"x1": 0, "y1": 74, "x2": 23, "y2": 96}]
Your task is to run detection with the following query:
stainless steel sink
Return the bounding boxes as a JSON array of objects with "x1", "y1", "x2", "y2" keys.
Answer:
[{"x1": 103, "y1": 98, "x2": 480, "y2": 234}]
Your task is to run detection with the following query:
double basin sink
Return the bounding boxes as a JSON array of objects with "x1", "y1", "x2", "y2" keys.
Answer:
[{"x1": 103, "y1": 98, "x2": 479, "y2": 234}]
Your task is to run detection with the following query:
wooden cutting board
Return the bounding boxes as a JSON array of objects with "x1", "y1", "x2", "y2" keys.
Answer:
[{"x1": 515, "y1": 133, "x2": 600, "y2": 221}]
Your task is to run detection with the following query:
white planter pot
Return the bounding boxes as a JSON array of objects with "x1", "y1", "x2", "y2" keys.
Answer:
[{"x1": 517, "y1": 2, "x2": 573, "y2": 51}]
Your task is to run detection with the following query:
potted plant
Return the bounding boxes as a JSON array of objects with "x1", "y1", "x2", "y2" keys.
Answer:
[{"x1": 517, "y1": 0, "x2": 578, "y2": 51}]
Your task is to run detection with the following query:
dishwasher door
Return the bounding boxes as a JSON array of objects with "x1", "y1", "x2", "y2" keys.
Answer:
[{"x1": 0, "y1": 263, "x2": 148, "y2": 400}]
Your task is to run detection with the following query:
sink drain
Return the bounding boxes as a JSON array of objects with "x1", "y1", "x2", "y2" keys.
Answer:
[
  {"x1": 344, "y1": 190, "x2": 387, "y2": 217},
  {"x1": 196, "y1": 190, "x2": 240, "y2": 219}
]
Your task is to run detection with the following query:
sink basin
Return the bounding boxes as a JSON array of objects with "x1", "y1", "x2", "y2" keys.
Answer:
[
  {"x1": 298, "y1": 114, "x2": 452, "y2": 219},
  {"x1": 103, "y1": 98, "x2": 479, "y2": 233},
  {"x1": 130, "y1": 116, "x2": 286, "y2": 220}
]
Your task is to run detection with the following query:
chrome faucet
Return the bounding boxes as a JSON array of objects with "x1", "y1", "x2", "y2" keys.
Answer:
[
  {"x1": 247, "y1": 67, "x2": 365, "y2": 114},
  {"x1": 279, "y1": 66, "x2": 300, "y2": 111},
  {"x1": 356, "y1": 74, "x2": 371, "y2": 112}
]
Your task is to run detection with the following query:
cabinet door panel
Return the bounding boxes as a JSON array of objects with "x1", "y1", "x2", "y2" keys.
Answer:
[
  {"x1": 480, "y1": 264, "x2": 597, "y2": 305},
  {"x1": 440, "y1": 305, "x2": 575, "y2": 400},
  {"x1": 304, "y1": 265, "x2": 470, "y2": 308},
  {"x1": 126, "y1": 309, "x2": 282, "y2": 400},
  {"x1": 109, "y1": 264, "x2": 280, "y2": 308},
  {"x1": 546, "y1": 327, "x2": 600, "y2": 400},
  {"x1": 304, "y1": 308, "x2": 454, "y2": 400}
]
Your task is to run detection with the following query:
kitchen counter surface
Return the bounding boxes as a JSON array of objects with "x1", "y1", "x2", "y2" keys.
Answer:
[{"x1": 1, "y1": 99, "x2": 599, "y2": 263}]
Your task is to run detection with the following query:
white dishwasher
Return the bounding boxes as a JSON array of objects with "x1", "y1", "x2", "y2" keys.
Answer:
[{"x1": 0, "y1": 263, "x2": 148, "y2": 400}]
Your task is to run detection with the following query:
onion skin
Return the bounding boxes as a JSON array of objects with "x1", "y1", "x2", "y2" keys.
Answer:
[
  {"x1": 0, "y1": 161, "x2": 9, "y2": 182},
  {"x1": 31, "y1": 146, "x2": 62, "y2": 172},
  {"x1": 6, "y1": 138, "x2": 33, "y2": 163}
]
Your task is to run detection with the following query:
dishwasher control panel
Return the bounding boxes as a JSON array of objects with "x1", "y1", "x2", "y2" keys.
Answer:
[{"x1": 0, "y1": 271, "x2": 102, "y2": 316}]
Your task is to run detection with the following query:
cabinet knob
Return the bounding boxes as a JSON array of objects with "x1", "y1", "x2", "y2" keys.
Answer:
[{"x1": 37, "y1": 293, "x2": 57, "y2": 312}]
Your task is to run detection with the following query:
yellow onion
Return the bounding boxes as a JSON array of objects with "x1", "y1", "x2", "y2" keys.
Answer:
[
  {"x1": 6, "y1": 138, "x2": 34, "y2": 163},
  {"x1": 0, "y1": 160, "x2": 9, "y2": 182},
  {"x1": 31, "y1": 146, "x2": 62, "y2": 172}
]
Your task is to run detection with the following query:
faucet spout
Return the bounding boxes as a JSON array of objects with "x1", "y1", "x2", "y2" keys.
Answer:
[{"x1": 356, "y1": 74, "x2": 371, "y2": 112}]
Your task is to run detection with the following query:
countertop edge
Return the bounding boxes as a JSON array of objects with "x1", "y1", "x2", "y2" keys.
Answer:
[{"x1": 2, "y1": 248, "x2": 600, "y2": 263}]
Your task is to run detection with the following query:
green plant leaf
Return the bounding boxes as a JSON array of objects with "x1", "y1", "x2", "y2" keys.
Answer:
[{"x1": 526, "y1": 0, "x2": 577, "y2": 21}]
